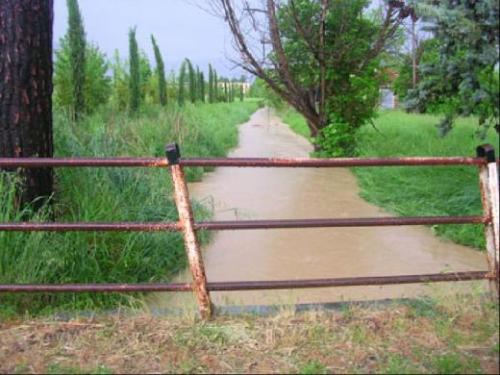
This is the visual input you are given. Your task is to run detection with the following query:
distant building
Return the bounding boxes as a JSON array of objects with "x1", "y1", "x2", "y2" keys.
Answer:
[
  {"x1": 379, "y1": 67, "x2": 399, "y2": 109},
  {"x1": 380, "y1": 88, "x2": 397, "y2": 109},
  {"x1": 217, "y1": 81, "x2": 251, "y2": 94}
]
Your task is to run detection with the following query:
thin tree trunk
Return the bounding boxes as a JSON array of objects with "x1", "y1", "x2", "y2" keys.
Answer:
[
  {"x1": 0, "y1": 0, "x2": 54, "y2": 210},
  {"x1": 411, "y1": 18, "x2": 418, "y2": 89}
]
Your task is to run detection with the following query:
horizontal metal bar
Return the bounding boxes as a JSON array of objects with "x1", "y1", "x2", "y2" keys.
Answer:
[
  {"x1": 207, "y1": 271, "x2": 491, "y2": 290},
  {"x1": 0, "y1": 156, "x2": 488, "y2": 169},
  {"x1": 195, "y1": 216, "x2": 487, "y2": 230},
  {"x1": 0, "y1": 222, "x2": 181, "y2": 232},
  {"x1": 181, "y1": 157, "x2": 485, "y2": 168},
  {"x1": 0, "y1": 157, "x2": 170, "y2": 168},
  {"x1": 0, "y1": 283, "x2": 192, "y2": 293},
  {"x1": 0, "y1": 271, "x2": 490, "y2": 293},
  {"x1": 0, "y1": 216, "x2": 486, "y2": 232}
]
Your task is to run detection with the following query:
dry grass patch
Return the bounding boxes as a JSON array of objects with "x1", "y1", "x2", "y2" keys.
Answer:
[{"x1": 1, "y1": 294, "x2": 498, "y2": 374}]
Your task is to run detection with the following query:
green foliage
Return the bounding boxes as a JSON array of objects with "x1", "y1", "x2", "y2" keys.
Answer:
[
  {"x1": 54, "y1": 38, "x2": 111, "y2": 116},
  {"x1": 178, "y1": 60, "x2": 187, "y2": 107},
  {"x1": 250, "y1": 78, "x2": 284, "y2": 108},
  {"x1": 275, "y1": 0, "x2": 386, "y2": 155},
  {"x1": 84, "y1": 46, "x2": 111, "y2": 111},
  {"x1": 214, "y1": 71, "x2": 219, "y2": 102},
  {"x1": 316, "y1": 114, "x2": 357, "y2": 157},
  {"x1": 109, "y1": 50, "x2": 129, "y2": 110},
  {"x1": 0, "y1": 102, "x2": 258, "y2": 314},
  {"x1": 406, "y1": 0, "x2": 499, "y2": 136},
  {"x1": 354, "y1": 110, "x2": 499, "y2": 249},
  {"x1": 199, "y1": 71, "x2": 205, "y2": 102},
  {"x1": 186, "y1": 59, "x2": 196, "y2": 103},
  {"x1": 279, "y1": 107, "x2": 311, "y2": 140},
  {"x1": 128, "y1": 28, "x2": 141, "y2": 113},
  {"x1": 66, "y1": 0, "x2": 86, "y2": 120},
  {"x1": 392, "y1": 56, "x2": 413, "y2": 101},
  {"x1": 138, "y1": 51, "x2": 152, "y2": 101},
  {"x1": 151, "y1": 35, "x2": 167, "y2": 106},
  {"x1": 208, "y1": 64, "x2": 214, "y2": 103}
]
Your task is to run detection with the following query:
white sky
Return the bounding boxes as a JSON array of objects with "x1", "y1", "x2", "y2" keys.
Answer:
[{"x1": 53, "y1": 0, "x2": 242, "y2": 77}]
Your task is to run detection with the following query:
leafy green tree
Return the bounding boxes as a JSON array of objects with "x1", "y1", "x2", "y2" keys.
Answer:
[
  {"x1": 54, "y1": 38, "x2": 111, "y2": 115},
  {"x1": 195, "y1": 66, "x2": 200, "y2": 101},
  {"x1": 110, "y1": 50, "x2": 129, "y2": 110},
  {"x1": 167, "y1": 68, "x2": 177, "y2": 103},
  {"x1": 208, "y1": 64, "x2": 214, "y2": 103},
  {"x1": 199, "y1": 71, "x2": 206, "y2": 102},
  {"x1": 214, "y1": 70, "x2": 219, "y2": 102},
  {"x1": 139, "y1": 51, "x2": 152, "y2": 101},
  {"x1": 128, "y1": 27, "x2": 140, "y2": 113},
  {"x1": 178, "y1": 60, "x2": 187, "y2": 106},
  {"x1": 186, "y1": 59, "x2": 196, "y2": 103},
  {"x1": 151, "y1": 35, "x2": 167, "y2": 106},
  {"x1": 392, "y1": 55, "x2": 413, "y2": 101},
  {"x1": 66, "y1": 0, "x2": 86, "y2": 120},
  {"x1": 216, "y1": 0, "x2": 412, "y2": 155},
  {"x1": 278, "y1": 0, "x2": 389, "y2": 155},
  {"x1": 394, "y1": 37, "x2": 439, "y2": 108},
  {"x1": 406, "y1": 0, "x2": 499, "y2": 136}
]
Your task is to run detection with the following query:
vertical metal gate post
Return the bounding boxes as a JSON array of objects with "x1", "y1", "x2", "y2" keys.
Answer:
[
  {"x1": 477, "y1": 144, "x2": 499, "y2": 298},
  {"x1": 166, "y1": 143, "x2": 213, "y2": 319}
]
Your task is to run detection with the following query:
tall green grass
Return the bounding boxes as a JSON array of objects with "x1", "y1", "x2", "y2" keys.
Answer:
[
  {"x1": 0, "y1": 102, "x2": 258, "y2": 315},
  {"x1": 279, "y1": 107, "x2": 312, "y2": 141},
  {"x1": 355, "y1": 110, "x2": 498, "y2": 249},
  {"x1": 280, "y1": 108, "x2": 499, "y2": 250}
]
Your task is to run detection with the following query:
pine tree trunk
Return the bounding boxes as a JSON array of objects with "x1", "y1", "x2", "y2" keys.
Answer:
[{"x1": 0, "y1": 0, "x2": 54, "y2": 210}]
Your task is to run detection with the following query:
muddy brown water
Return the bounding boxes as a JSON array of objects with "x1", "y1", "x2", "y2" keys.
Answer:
[{"x1": 150, "y1": 108, "x2": 487, "y2": 310}]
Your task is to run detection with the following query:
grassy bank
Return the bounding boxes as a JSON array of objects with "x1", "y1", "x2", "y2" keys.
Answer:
[
  {"x1": 0, "y1": 102, "x2": 258, "y2": 315},
  {"x1": 1, "y1": 294, "x2": 498, "y2": 374},
  {"x1": 279, "y1": 108, "x2": 499, "y2": 249}
]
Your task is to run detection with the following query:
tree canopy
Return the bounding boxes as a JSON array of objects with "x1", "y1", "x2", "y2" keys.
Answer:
[
  {"x1": 406, "y1": 0, "x2": 499, "y2": 136},
  {"x1": 213, "y1": 0, "x2": 412, "y2": 154}
]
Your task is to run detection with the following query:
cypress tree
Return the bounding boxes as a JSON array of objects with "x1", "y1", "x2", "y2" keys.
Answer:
[
  {"x1": 186, "y1": 59, "x2": 196, "y2": 103},
  {"x1": 67, "y1": 0, "x2": 86, "y2": 120},
  {"x1": 151, "y1": 35, "x2": 167, "y2": 106},
  {"x1": 128, "y1": 27, "x2": 140, "y2": 113},
  {"x1": 214, "y1": 71, "x2": 219, "y2": 102},
  {"x1": 178, "y1": 60, "x2": 187, "y2": 106},
  {"x1": 199, "y1": 71, "x2": 206, "y2": 102},
  {"x1": 196, "y1": 67, "x2": 200, "y2": 101},
  {"x1": 194, "y1": 65, "x2": 199, "y2": 102},
  {"x1": 224, "y1": 81, "x2": 228, "y2": 102},
  {"x1": 240, "y1": 84, "x2": 244, "y2": 102},
  {"x1": 208, "y1": 64, "x2": 213, "y2": 103}
]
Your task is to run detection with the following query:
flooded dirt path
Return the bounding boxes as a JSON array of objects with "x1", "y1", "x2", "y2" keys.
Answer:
[{"x1": 151, "y1": 108, "x2": 487, "y2": 309}]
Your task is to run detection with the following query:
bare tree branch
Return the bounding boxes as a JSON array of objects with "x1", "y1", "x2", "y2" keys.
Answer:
[{"x1": 210, "y1": 0, "x2": 411, "y2": 139}]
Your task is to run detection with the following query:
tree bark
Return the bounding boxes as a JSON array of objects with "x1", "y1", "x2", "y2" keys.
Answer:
[{"x1": 0, "y1": 0, "x2": 54, "y2": 210}]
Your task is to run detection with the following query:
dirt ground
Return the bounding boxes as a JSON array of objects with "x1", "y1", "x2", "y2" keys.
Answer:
[{"x1": 1, "y1": 294, "x2": 498, "y2": 374}]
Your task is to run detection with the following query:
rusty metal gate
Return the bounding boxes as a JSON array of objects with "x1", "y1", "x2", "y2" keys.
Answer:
[{"x1": 0, "y1": 143, "x2": 498, "y2": 319}]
